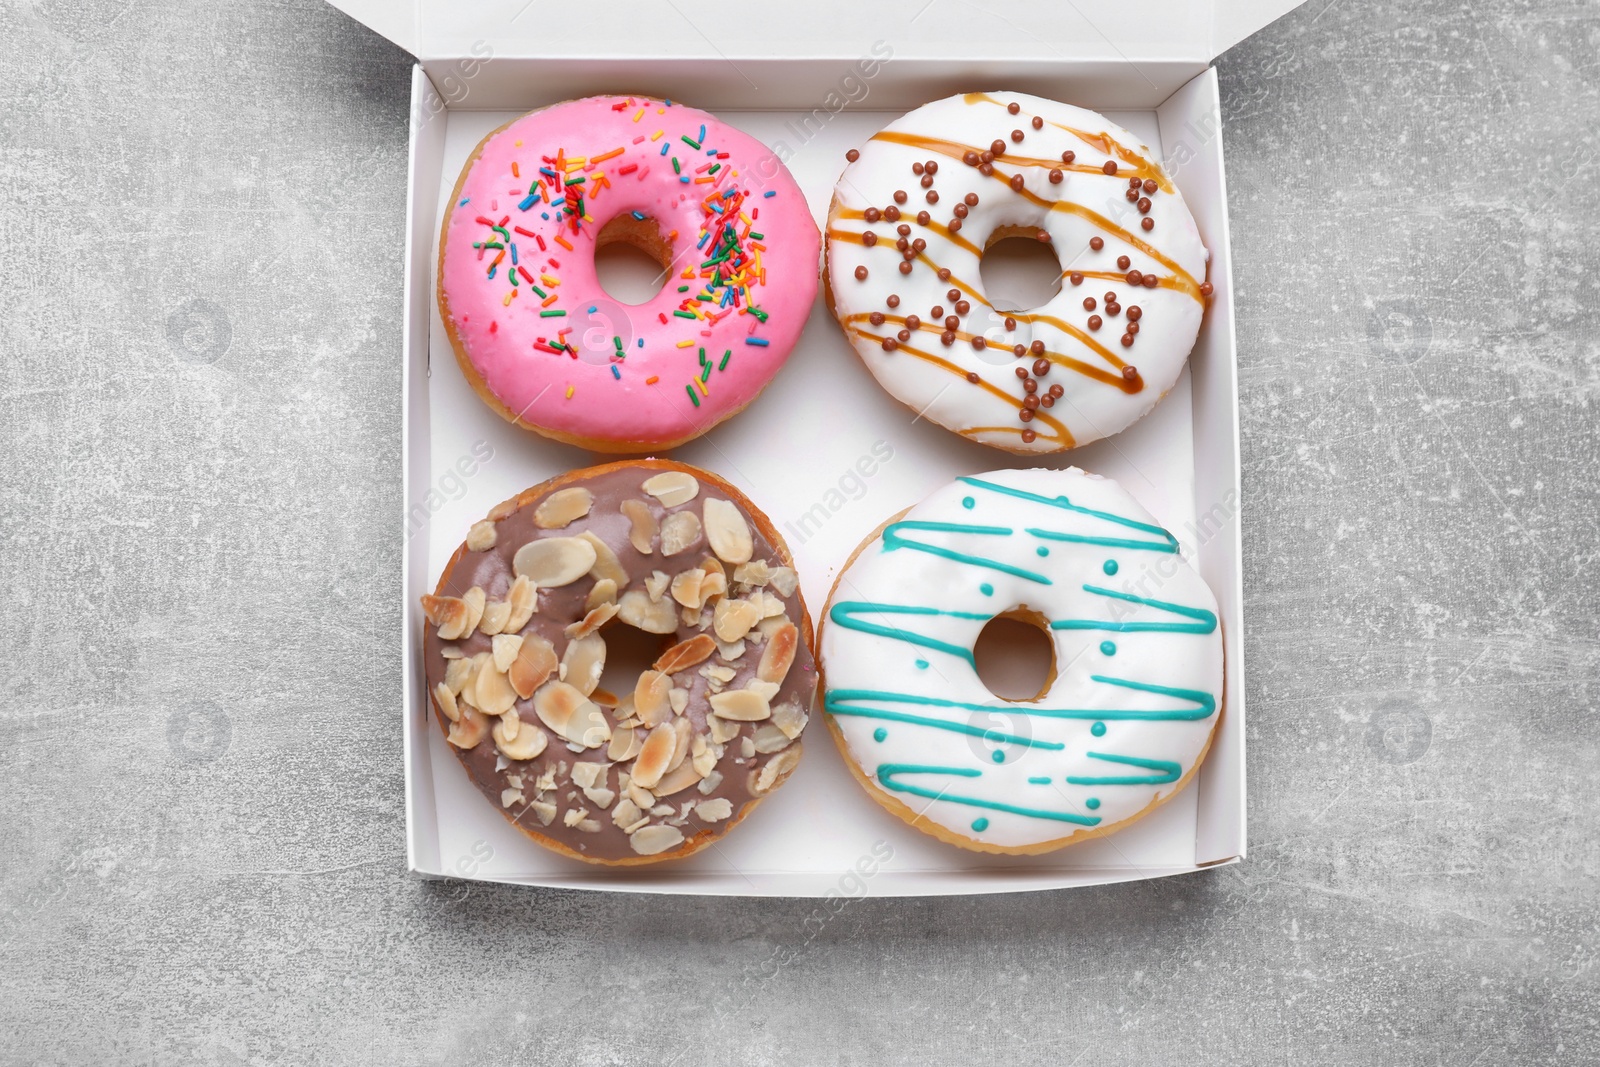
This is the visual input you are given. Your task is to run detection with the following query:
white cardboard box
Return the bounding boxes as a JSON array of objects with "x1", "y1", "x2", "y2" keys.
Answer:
[{"x1": 327, "y1": 0, "x2": 1303, "y2": 895}]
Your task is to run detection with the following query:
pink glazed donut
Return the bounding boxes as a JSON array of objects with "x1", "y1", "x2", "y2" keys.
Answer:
[{"x1": 438, "y1": 96, "x2": 820, "y2": 453}]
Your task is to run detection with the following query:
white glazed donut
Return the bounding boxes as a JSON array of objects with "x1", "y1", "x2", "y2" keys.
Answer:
[
  {"x1": 818, "y1": 467, "x2": 1223, "y2": 854},
  {"x1": 825, "y1": 92, "x2": 1212, "y2": 453}
]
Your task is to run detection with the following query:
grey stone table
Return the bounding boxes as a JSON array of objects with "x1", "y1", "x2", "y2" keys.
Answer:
[{"x1": 2, "y1": 0, "x2": 1596, "y2": 1062}]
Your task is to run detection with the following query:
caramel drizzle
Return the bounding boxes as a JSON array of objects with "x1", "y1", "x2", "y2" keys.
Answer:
[
  {"x1": 842, "y1": 312, "x2": 1139, "y2": 394},
  {"x1": 845, "y1": 324, "x2": 1075, "y2": 448},
  {"x1": 865, "y1": 132, "x2": 1200, "y2": 300},
  {"x1": 958, "y1": 92, "x2": 1175, "y2": 194}
]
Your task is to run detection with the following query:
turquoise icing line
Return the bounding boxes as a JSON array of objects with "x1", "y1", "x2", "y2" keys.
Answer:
[
  {"x1": 1065, "y1": 751, "x2": 1182, "y2": 786},
  {"x1": 882, "y1": 520, "x2": 1052, "y2": 584},
  {"x1": 958, "y1": 476, "x2": 1179, "y2": 554},
  {"x1": 829, "y1": 602, "x2": 990, "y2": 665},
  {"x1": 826, "y1": 681, "x2": 1215, "y2": 723},
  {"x1": 1050, "y1": 584, "x2": 1218, "y2": 635},
  {"x1": 827, "y1": 696, "x2": 1066, "y2": 750},
  {"x1": 877, "y1": 764, "x2": 1102, "y2": 827}
]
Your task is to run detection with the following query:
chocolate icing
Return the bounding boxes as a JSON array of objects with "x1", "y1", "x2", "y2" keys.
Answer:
[{"x1": 422, "y1": 462, "x2": 814, "y2": 863}]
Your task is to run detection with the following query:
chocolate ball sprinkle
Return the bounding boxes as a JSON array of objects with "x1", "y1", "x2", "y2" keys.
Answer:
[
  {"x1": 1007, "y1": 102, "x2": 1020, "y2": 114},
  {"x1": 990, "y1": 139, "x2": 1006, "y2": 155},
  {"x1": 1127, "y1": 322, "x2": 1139, "y2": 335},
  {"x1": 1127, "y1": 306, "x2": 1142, "y2": 321},
  {"x1": 937, "y1": 267, "x2": 952, "y2": 280},
  {"x1": 1117, "y1": 255, "x2": 1131, "y2": 269},
  {"x1": 862, "y1": 231, "x2": 877, "y2": 247},
  {"x1": 1004, "y1": 317, "x2": 1017, "y2": 330},
  {"x1": 955, "y1": 300, "x2": 971, "y2": 315},
  {"x1": 964, "y1": 193, "x2": 980, "y2": 207},
  {"x1": 898, "y1": 329, "x2": 911, "y2": 341},
  {"x1": 1048, "y1": 169, "x2": 1064, "y2": 184},
  {"x1": 1090, "y1": 236, "x2": 1104, "y2": 251},
  {"x1": 1014, "y1": 367, "x2": 1029, "y2": 380},
  {"x1": 1048, "y1": 384, "x2": 1063, "y2": 398},
  {"x1": 949, "y1": 219, "x2": 963, "y2": 233},
  {"x1": 1102, "y1": 160, "x2": 1118, "y2": 175},
  {"x1": 965, "y1": 371, "x2": 980, "y2": 383},
  {"x1": 1019, "y1": 408, "x2": 1034, "y2": 422},
  {"x1": 1084, "y1": 297, "x2": 1098, "y2": 311},
  {"x1": 898, "y1": 262, "x2": 912, "y2": 274},
  {"x1": 1040, "y1": 394, "x2": 1055, "y2": 408},
  {"x1": 921, "y1": 174, "x2": 934, "y2": 189},
  {"x1": 864, "y1": 207, "x2": 881, "y2": 223},
  {"x1": 917, "y1": 210, "x2": 931, "y2": 224},
  {"x1": 1032, "y1": 358, "x2": 1051, "y2": 376},
  {"x1": 1200, "y1": 282, "x2": 1214, "y2": 297},
  {"x1": 1011, "y1": 129, "x2": 1024, "y2": 143},
  {"x1": 854, "y1": 266, "x2": 868, "y2": 280},
  {"x1": 1138, "y1": 197, "x2": 1151, "y2": 213},
  {"x1": 941, "y1": 331, "x2": 956, "y2": 345},
  {"x1": 926, "y1": 161, "x2": 939, "y2": 174},
  {"x1": 1029, "y1": 340, "x2": 1046, "y2": 355},
  {"x1": 930, "y1": 306, "x2": 944, "y2": 319},
  {"x1": 925, "y1": 190, "x2": 939, "y2": 204},
  {"x1": 1062, "y1": 150, "x2": 1076, "y2": 164},
  {"x1": 945, "y1": 316, "x2": 960, "y2": 329},
  {"x1": 893, "y1": 190, "x2": 907, "y2": 204},
  {"x1": 964, "y1": 151, "x2": 980, "y2": 166},
  {"x1": 881, "y1": 337, "x2": 897, "y2": 351},
  {"x1": 1141, "y1": 218, "x2": 1155, "y2": 231},
  {"x1": 972, "y1": 336, "x2": 987, "y2": 350},
  {"x1": 869, "y1": 312, "x2": 885, "y2": 326},
  {"x1": 947, "y1": 289, "x2": 961, "y2": 302},
  {"x1": 912, "y1": 161, "x2": 925, "y2": 175},
  {"x1": 1126, "y1": 270, "x2": 1143, "y2": 285},
  {"x1": 1143, "y1": 178, "x2": 1157, "y2": 193},
  {"x1": 1009, "y1": 174, "x2": 1025, "y2": 191},
  {"x1": 1088, "y1": 315, "x2": 1102, "y2": 330},
  {"x1": 846, "y1": 148, "x2": 860, "y2": 162},
  {"x1": 885, "y1": 206, "x2": 900, "y2": 221},
  {"x1": 954, "y1": 204, "x2": 969, "y2": 219},
  {"x1": 1022, "y1": 429, "x2": 1038, "y2": 443},
  {"x1": 1031, "y1": 116, "x2": 1044, "y2": 129},
  {"x1": 1068, "y1": 272, "x2": 1084, "y2": 285},
  {"x1": 886, "y1": 295, "x2": 899, "y2": 308},
  {"x1": 1122, "y1": 365, "x2": 1138, "y2": 381},
  {"x1": 1023, "y1": 394, "x2": 1040, "y2": 410},
  {"x1": 905, "y1": 315, "x2": 921, "y2": 330},
  {"x1": 978, "y1": 163, "x2": 994, "y2": 176},
  {"x1": 1143, "y1": 274, "x2": 1158, "y2": 288},
  {"x1": 1013, "y1": 344, "x2": 1027, "y2": 356},
  {"x1": 912, "y1": 238, "x2": 926, "y2": 252}
]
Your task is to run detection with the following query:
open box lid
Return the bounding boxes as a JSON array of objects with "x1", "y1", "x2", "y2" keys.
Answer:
[{"x1": 327, "y1": 0, "x2": 1304, "y2": 72}]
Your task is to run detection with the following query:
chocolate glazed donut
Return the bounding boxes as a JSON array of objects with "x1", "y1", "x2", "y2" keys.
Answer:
[{"x1": 420, "y1": 460, "x2": 814, "y2": 865}]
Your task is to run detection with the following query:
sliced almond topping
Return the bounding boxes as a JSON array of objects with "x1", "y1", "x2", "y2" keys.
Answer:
[
  {"x1": 432, "y1": 682, "x2": 460, "y2": 723},
  {"x1": 585, "y1": 578, "x2": 618, "y2": 612},
  {"x1": 712, "y1": 598, "x2": 761, "y2": 643},
  {"x1": 769, "y1": 567, "x2": 799, "y2": 597},
  {"x1": 487, "y1": 497, "x2": 518, "y2": 521},
  {"x1": 473, "y1": 660, "x2": 519, "y2": 716},
  {"x1": 668, "y1": 688, "x2": 688, "y2": 716},
  {"x1": 703, "y1": 498, "x2": 753, "y2": 565},
  {"x1": 491, "y1": 633, "x2": 524, "y2": 673},
  {"x1": 501, "y1": 787, "x2": 525, "y2": 808},
  {"x1": 421, "y1": 595, "x2": 470, "y2": 640},
  {"x1": 504, "y1": 575, "x2": 537, "y2": 632},
  {"x1": 621, "y1": 499, "x2": 657, "y2": 554},
  {"x1": 628, "y1": 783, "x2": 656, "y2": 811},
  {"x1": 559, "y1": 633, "x2": 607, "y2": 697},
  {"x1": 642, "y1": 470, "x2": 699, "y2": 508},
  {"x1": 618, "y1": 589, "x2": 678, "y2": 634},
  {"x1": 564, "y1": 808, "x2": 588, "y2": 828},
  {"x1": 698, "y1": 770, "x2": 724, "y2": 795},
  {"x1": 530, "y1": 800, "x2": 557, "y2": 826},
  {"x1": 440, "y1": 645, "x2": 463, "y2": 660},
  {"x1": 575, "y1": 531, "x2": 628, "y2": 588},
  {"x1": 631, "y1": 722, "x2": 677, "y2": 788},
  {"x1": 634, "y1": 670, "x2": 673, "y2": 727},
  {"x1": 752, "y1": 722, "x2": 794, "y2": 754},
  {"x1": 611, "y1": 797, "x2": 644, "y2": 826},
  {"x1": 732, "y1": 560, "x2": 771, "y2": 587},
  {"x1": 478, "y1": 598, "x2": 511, "y2": 637},
  {"x1": 571, "y1": 761, "x2": 605, "y2": 789},
  {"x1": 695, "y1": 797, "x2": 733, "y2": 823},
  {"x1": 532, "y1": 681, "x2": 611, "y2": 749},
  {"x1": 748, "y1": 679, "x2": 781, "y2": 703},
  {"x1": 447, "y1": 704, "x2": 490, "y2": 749},
  {"x1": 607, "y1": 726, "x2": 643, "y2": 762},
  {"x1": 666, "y1": 718, "x2": 694, "y2": 773},
  {"x1": 629, "y1": 823, "x2": 685, "y2": 855},
  {"x1": 645, "y1": 570, "x2": 671, "y2": 602},
  {"x1": 756, "y1": 621, "x2": 798, "y2": 685},
  {"x1": 708, "y1": 715, "x2": 740, "y2": 744},
  {"x1": 752, "y1": 747, "x2": 802, "y2": 794},
  {"x1": 466, "y1": 520, "x2": 498, "y2": 552},
  {"x1": 513, "y1": 537, "x2": 596, "y2": 588},
  {"x1": 443, "y1": 657, "x2": 473, "y2": 696},
  {"x1": 670, "y1": 568, "x2": 707, "y2": 610},
  {"x1": 493, "y1": 712, "x2": 548, "y2": 760},
  {"x1": 771, "y1": 699, "x2": 809, "y2": 740},
  {"x1": 660, "y1": 511, "x2": 702, "y2": 557},
  {"x1": 691, "y1": 735, "x2": 719, "y2": 778},
  {"x1": 509, "y1": 635, "x2": 558, "y2": 699},
  {"x1": 533, "y1": 487, "x2": 593, "y2": 529},
  {"x1": 698, "y1": 569, "x2": 728, "y2": 604},
  {"x1": 652, "y1": 760, "x2": 704, "y2": 797},
  {"x1": 655, "y1": 634, "x2": 716, "y2": 674},
  {"x1": 461, "y1": 587, "x2": 486, "y2": 637},
  {"x1": 565, "y1": 600, "x2": 620, "y2": 640},
  {"x1": 710, "y1": 687, "x2": 772, "y2": 722},
  {"x1": 583, "y1": 787, "x2": 616, "y2": 809}
]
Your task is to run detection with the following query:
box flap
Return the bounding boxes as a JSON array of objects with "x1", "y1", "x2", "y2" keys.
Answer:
[
  {"x1": 327, "y1": 0, "x2": 416, "y2": 55},
  {"x1": 329, "y1": 0, "x2": 1307, "y2": 64},
  {"x1": 1213, "y1": 0, "x2": 1307, "y2": 56}
]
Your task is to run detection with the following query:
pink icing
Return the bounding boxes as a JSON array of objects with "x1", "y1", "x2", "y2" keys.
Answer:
[{"x1": 440, "y1": 96, "x2": 819, "y2": 448}]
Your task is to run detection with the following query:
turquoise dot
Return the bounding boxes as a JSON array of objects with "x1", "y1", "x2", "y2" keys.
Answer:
[
  {"x1": 1091, "y1": 722, "x2": 1107, "y2": 737},
  {"x1": 971, "y1": 817, "x2": 990, "y2": 832},
  {"x1": 980, "y1": 582, "x2": 994, "y2": 596},
  {"x1": 915, "y1": 658, "x2": 929, "y2": 670},
  {"x1": 1103, "y1": 559, "x2": 1118, "y2": 576},
  {"x1": 962, "y1": 496, "x2": 975, "y2": 509},
  {"x1": 1100, "y1": 640, "x2": 1116, "y2": 656},
  {"x1": 873, "y1": 727, "x2": 887, "y2": 742},
  {"x1": 1036, "y1": 546, "x2": 1049, "y2": 557},
  {"x1": 1086, "y1": 798, "x2": 1101, "y2": 810},
  {"x1": 991, "y1": 749, "x2": 1006, "y2": 764}
]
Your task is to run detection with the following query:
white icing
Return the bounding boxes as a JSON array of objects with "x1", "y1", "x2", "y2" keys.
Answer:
[
  {"x1": 828, "y1": 92, "x2": 1209, "y2": 453},
  {"x1": 819, "y1": 468, "x2": 1222, "y2": 850}
]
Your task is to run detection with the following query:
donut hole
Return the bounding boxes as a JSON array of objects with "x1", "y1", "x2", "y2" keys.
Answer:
[
  {"x1": 973, "y1": 608, "x2": 1057, "y2": 703},
  {"x1": 978, "y1": 226, "x2": 1063, "y2": 313},
  {"x1": 594, "y1": 214, "x2": 674, "y2": 306},
  {"x1": 595, "y1": 618, "x2": 677, "y2": 701}
]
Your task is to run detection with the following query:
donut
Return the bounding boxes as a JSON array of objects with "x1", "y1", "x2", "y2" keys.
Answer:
[
  {"x1": 817, "y1": 467, "x2": 1222, "y2": 854},
  {"x1": 824, "y1": 92, "x2": 1212, "y2": 454},
  {"x1": 438, "y1": 96, "x2": 819, "y2": 453},
  {"x1": 420, "y1": 460, "x2": 815, "y2": 865}
]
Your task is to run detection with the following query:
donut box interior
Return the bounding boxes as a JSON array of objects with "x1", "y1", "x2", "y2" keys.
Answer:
[{"x1": 328, "y1": 0, "x2": 1306, "y2": 895}]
